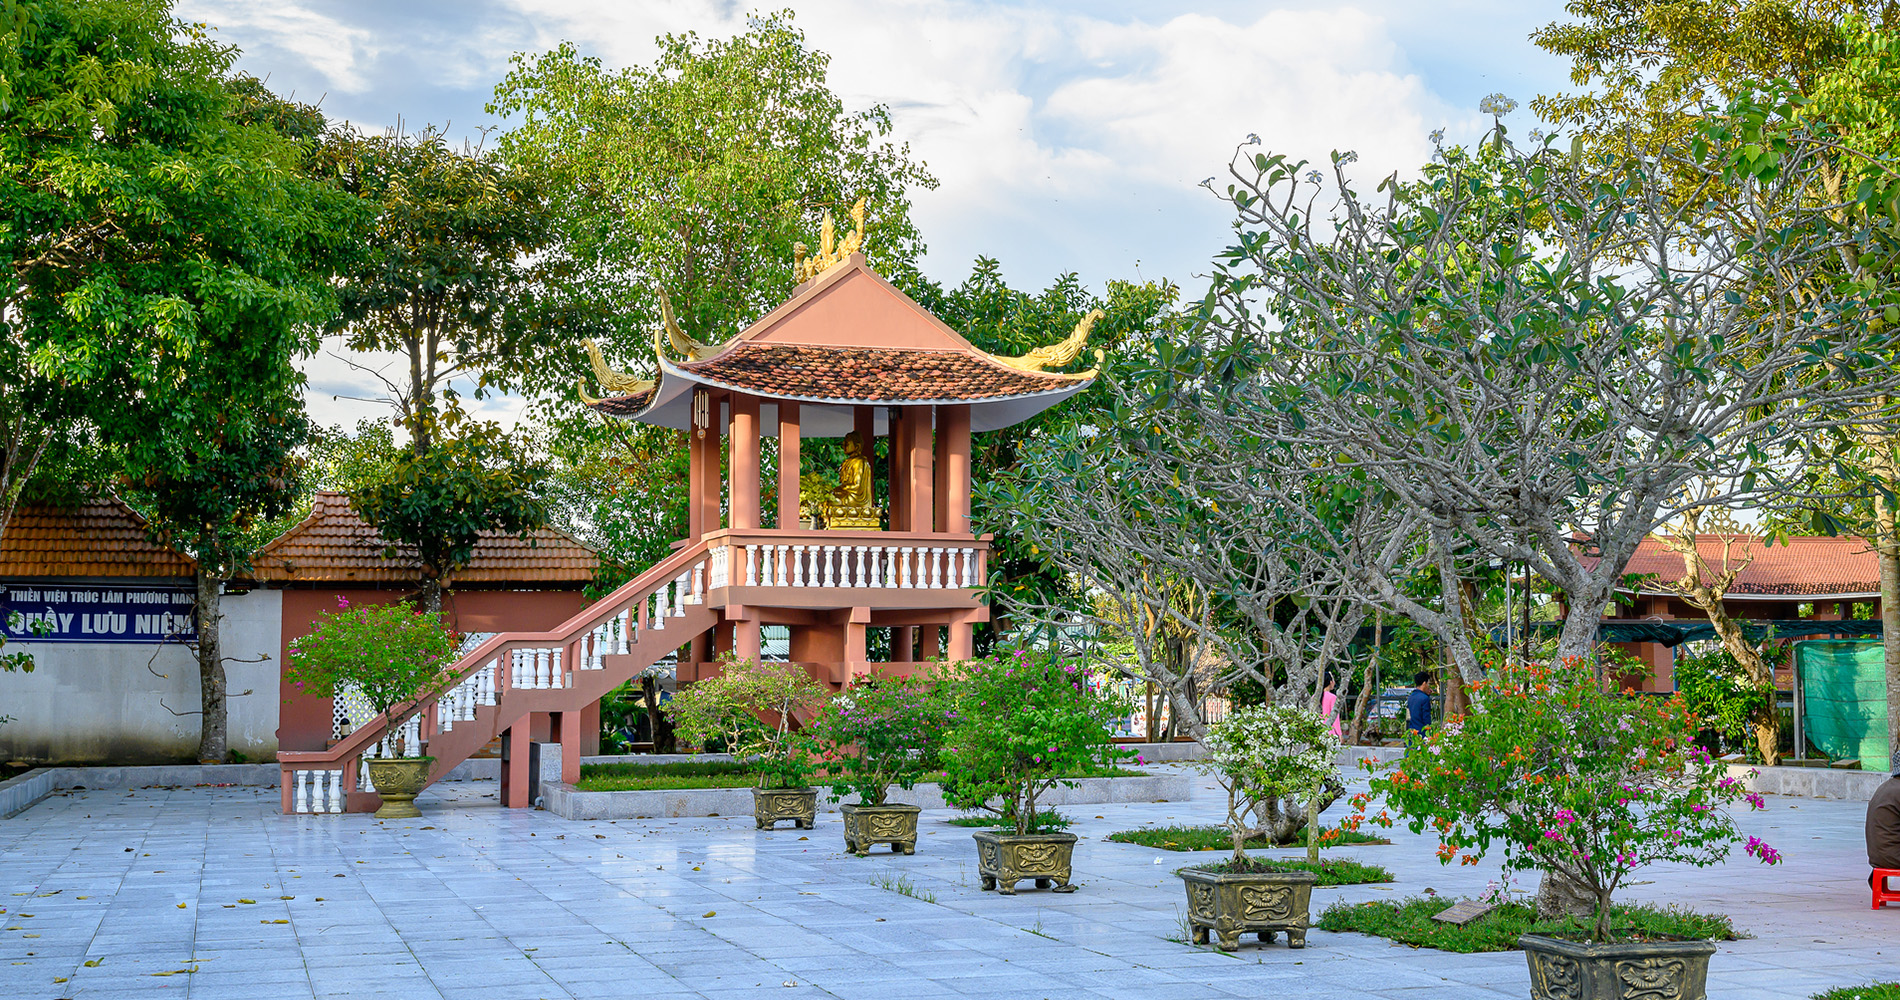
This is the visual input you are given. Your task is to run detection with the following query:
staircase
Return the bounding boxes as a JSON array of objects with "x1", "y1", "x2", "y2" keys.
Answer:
[{"x1": 277, "y1": 541, "x2": 719, "y2": 814}]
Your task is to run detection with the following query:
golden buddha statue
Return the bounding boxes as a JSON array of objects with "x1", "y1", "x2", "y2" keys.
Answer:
[{"x1": 821, "y1": 431, "x2": 881, "y2": 529}]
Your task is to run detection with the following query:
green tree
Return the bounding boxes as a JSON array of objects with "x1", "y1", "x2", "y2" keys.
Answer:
[
  {"x1": 489, "y1": 10, "x2": 934, "y2": 366},
  {"x1": 349, "y1": 419, "x2": 550, "y2": 612},
  {"x1": 129, "y1": 383, "x2": 311, "y2": 761},
  {"x1": 2, "y1": 2, "x2": 365, "y2": 680}
]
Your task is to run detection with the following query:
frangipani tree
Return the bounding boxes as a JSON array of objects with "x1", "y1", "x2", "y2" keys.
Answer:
[{"x1": 1199, "y1": 91, "x2": 1900, "y2": 680}]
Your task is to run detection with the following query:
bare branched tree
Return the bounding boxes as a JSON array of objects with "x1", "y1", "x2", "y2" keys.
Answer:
[{"x1": 1198, "y1": 104, "x2": 1900, "y2": 678}]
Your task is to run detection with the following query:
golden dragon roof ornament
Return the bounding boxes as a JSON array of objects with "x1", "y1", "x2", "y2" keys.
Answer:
[
  {"x1": 988, "y1": 308, "x2": 1106, "y2": 375},
  {"x1": 657, "y1": 288, "x2": 721, "y2": 361},
  {"x1": 577, "y1": 339, "x2": 654, "y2": 405},
  {"x1": 793, "y1": 197, "x2": 868, "y2": 285}
]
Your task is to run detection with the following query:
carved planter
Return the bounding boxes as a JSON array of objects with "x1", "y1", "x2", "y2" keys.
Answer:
[
  {"x1": 752, "y1": 786, "x2": 817, "y2": 830},
  {"x1": 366, "y1": 756, "x2": 436, "y2": 819},
  {"x1": 972, "y1": 830, "x2": 1077, "y2": 894},
  {"x1": 1520, "y1": 933, "x2": 1716, "y2": 1000},
  {"x1": 1178, "y1": 866, "x2": 1317, "y2": 951},
  {"x1": 841, "y1": 803, "x2": 919, "y2": 855}
]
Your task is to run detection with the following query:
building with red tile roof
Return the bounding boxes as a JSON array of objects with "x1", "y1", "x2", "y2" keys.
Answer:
[
  {"x1": 1616, "y1": 534, "x2": 1879, "y2": 600},
  {"x1": 247, "y1": 491, "x2": 597, "y2": 587},
  {"x1": 0, "y1": 497, "x2": 195, "y2": 579}
]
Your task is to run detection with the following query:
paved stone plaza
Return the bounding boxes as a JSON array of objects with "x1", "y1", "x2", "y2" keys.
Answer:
[{"x1": 2, "y1": 767, "x2": 1896, "y2": 1000}]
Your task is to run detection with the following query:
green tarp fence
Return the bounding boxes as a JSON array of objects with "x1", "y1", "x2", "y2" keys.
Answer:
[{"x1": 1795, "y1": 640, "x2": 1891, "y2": 773}]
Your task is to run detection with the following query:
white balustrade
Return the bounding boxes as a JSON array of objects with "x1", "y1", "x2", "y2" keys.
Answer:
[{"x1": 293, "y1": 768, "x2": 345, "y2": 814}]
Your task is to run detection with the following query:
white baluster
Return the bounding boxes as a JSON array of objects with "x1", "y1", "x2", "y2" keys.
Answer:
[
  {"x1": 651, "y1": 591, "x2": 665, "y2": 631},
  {"x1": 673, "y1": 573, "x2": 687, "y2": 616},
  {"x1": 553, "y1": 648, "x2": 566, "y2": 687},
  {"x1": 854, "y1": 546, "x2": 868, "y2": 588},
  {"x1": 900, "y1": 547, "x2": 913, "y2": 588},
  {"x1": 745, "y1": 545, "x2": 759, "y2": 586},
  {"x1": 792, "y1": 546, "x2": 806, "y2": 586},
  {"x1": 931, "y1": 547, "x2": 944, "y2": 588},
  {"x1": 691, "y1": 563, "x2": 704, "y2": 602},
  {"x1": 328, "y1": 770, "x2": 345, "y2": 813},
  {"x1": 822, "y1": 546, "x2": 836, "y2": 587},
  {"x1": 881, "y1": 547, "x2": 894, "y2": 587},
  {"x1": 294, "y1": 770, "x2": 309, "y2": 813},
  {"x1": 962, "y1": 548, "x2": 975, "y2": 587},
  {"x1": 773, "y1": 546, "x2": 787, "y2": 586}
]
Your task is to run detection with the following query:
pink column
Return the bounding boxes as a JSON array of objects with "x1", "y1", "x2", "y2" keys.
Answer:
[
  {"x1": 908, "y1": 406, "x2": 935, "y2": 534},
  {"x1": 502, "y1": 714, "x2": 533, "y2": 808},
  {"x1": 688, "y1": 414, "x2": 705, "y2": 540},
  {"x1": 702, "y1": 395, "x2": 725, "y2": 533},
  {"x1": 941, "y1": 404, "x2": 971, "y2": 534},
  {"x1": 731, "y1": 394, "x2": 761, "y2": 530},
  {"x1": 734, "y1": 606, "x2": 761, "y2": 664},
  {"x1": 777, "y1": 402, "x2": 801, "y2": 529},
  {"x1": 886, "y1": 407, "x2": 908, "y2": 531},
  {"x1": 892, "y1": 625, "x2": 914, "y2": 662}
]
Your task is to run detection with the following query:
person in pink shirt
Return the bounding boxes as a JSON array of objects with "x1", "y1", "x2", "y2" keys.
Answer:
[{"x1": 1321, "y1": 673, "x2": 1343, "y2": 739}]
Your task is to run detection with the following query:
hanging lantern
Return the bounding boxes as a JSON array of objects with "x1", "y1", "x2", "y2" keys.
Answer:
[{"x1": 692, "y1": 390, "x2": 710, "y2": 440}]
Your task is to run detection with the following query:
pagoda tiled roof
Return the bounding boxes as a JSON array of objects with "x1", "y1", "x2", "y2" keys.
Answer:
[
  {"x1": 582, "y1": 255, "x2": 1094, "y2": 422},
  {"x1": 667, "y1": 342, "x2": 1083, "y2": 404},
  {"x1": 0, "y1": 497, "x2": 195, "y2": 578},
  {"x1": 246, "y1": 492, "x2": 597, "y2": 587}
]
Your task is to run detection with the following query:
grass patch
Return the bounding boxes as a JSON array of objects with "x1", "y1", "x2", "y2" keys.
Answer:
[
  {"x1": 575, "y1": 761, "x2": 1144, "y2": 793},
  {"x1": 1180, "y1": 856, "x2": 1393, "y2": 886},
  {"x1": 1108, "y1": 823, "x2": 1390, "y2": 851},
  {"x1": 1814, "y1": 985, "x2": 1900, "y2": 1000},
  {"x1": 946, "y1": 810, "x2": 1072, "y2": 831},
  {"x1": 575, "y1": 760, "x2": 757, "y2": 791},
  {"x1": 869, "y1": 870, "x2": 936, "y2": 904},
  {"x1": 1316, "y1": 896, "x2": 1736, "y2": 953}
]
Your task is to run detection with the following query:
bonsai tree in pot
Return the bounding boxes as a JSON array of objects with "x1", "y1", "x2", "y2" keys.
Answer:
[
  {"x1": 285, "y1": 597, "x2": 458, "y2": 818},
  {"x1": 667, "y1": 657, "x2": 829, "y2": 830},
  {"x1": 940, "y1": 647, "x2": 1129, "y2": 894},
  {"x1": 808, "y1": 671, "x2": 954, "y2": 855},
  {"x1": 1366, "y1": 657, "x2": 1779, "y2": 999},
  {"x1": 1180, "y1": 703, "x2": 1341, "y2": 951}
]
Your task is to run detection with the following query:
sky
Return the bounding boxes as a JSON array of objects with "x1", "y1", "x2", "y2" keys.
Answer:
[{"x1": 171, "y1": 0, "x2": 1578, "y2": 432}]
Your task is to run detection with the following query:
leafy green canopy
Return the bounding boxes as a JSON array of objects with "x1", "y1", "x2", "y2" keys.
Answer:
[
  {"x1": 285, "y1": 599, "x2": 457, "y2": 755},
  {"x1": 489, "y1": 10, "x2": 935, "y2": 380},
  {"x1": 938, "y1": 648, "x2": 1130, "y2": 836},
  {"x1": 665, "y1": 658, "x2": 830, "y2": 789},
  {"x1": 808, "y1": 671, "x2": 955, "y2": 807},
  {"x1": 1362, "y1": 658, "x2": 1777, "y2": 943}
]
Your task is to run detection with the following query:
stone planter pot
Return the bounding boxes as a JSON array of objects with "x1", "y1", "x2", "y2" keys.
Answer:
[
  {"x1": 753, "y1": 786, "x2": 817, "y2": 830},
  {"x1": 841, "y1": 802, "x2": 919, "y2": 855},
  {"x1": 972, "y1": 830, "x2": 1078, "y2": 894},
  {"x1": 1520, "y1": 933, "x2": 1717, "y2": 1000},
  {"x1": 366, "y1": 756, "x2": 435, "y2": 819},
  {"x1": 1178, "y1": 866, "x2": 1317, "y2": 951}
]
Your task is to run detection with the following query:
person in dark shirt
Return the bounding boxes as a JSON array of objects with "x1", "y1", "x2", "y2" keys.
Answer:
[
  {"x1": 1406, "y1": 671, "x2": 1435, "y2": 737},
  {"x1": 1869, "y1": 766, "x2": 1900, "y2": 874}
]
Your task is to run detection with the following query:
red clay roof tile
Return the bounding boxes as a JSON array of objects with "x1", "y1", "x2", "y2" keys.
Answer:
[
  {"x1": 1619, "y1": 534, "x2": 1880, "y2": 596},
  {"x1": 0, "y1": 498, "x2": 195, "y2": 578},
  {"x1": 247, "y1": 492, "x2": 598, "y2": 586}
]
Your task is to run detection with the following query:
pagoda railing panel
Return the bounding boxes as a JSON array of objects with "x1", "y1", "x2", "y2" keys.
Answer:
[{"x1": 702, "y1": 529, "x2": 988, "y2": 592}]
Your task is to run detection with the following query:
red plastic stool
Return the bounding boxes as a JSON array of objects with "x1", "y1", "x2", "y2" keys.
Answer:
[{"x1": 1873, "y1": 869, "x2": 1900, "y2": 910}]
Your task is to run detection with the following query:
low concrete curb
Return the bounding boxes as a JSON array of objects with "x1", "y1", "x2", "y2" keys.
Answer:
[
  {"x1": 542, "y1": 771, "x2": 1196, "y2": 821},
  {"x1": 1, "y1": 758, "x2": 502, "y2": 818},
  {"x1": 1730, "y1": 763, "x2": 1892, "y2": 801}
]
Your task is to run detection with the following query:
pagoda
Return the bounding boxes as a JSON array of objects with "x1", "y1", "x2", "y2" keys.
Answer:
[{"x1": 277, "y1": 206, "x2": 1099, "y2": 812}]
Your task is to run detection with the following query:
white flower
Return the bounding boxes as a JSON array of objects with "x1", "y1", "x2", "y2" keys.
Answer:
[
  {"x1": 1247, "y1": 132, "x2": 1262, "y2": 145},
  {"x1": 1528, "y1": 128, "x2": 1546, "y2": 143},
  {"x1": 1429, "y1": 128, "x2": 1445, "y2": 145},
  {"x1": 1305, "y1": 169, "x2": 1324, "y2": 185},
  {"x1": 1334, "y1": 151, "x2": 1358, "y2": 165},
  {"x1": 1200, "y1": 176, "x2": 1217, "y2": 188},
  {"x1": 1480, "y1": 93, "x2": 1518, "y2": 117}
]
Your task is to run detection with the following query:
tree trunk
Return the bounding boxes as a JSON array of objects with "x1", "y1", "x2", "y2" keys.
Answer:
[
  {"x1": 194, "y1": 568, "x2": 227, "y2": 763},
  {"x1": 1877, "y1": 489, "x2": 1900, "y2": 773},
  {"x1": 415, "y1": 576, "x2": 443, "y2": 614},
  {"x1": 1534, "y1": 868, "x2": 1595, "y2": 921},
  {"x1": 1697, "y1": 594, "x2": 1779, "y2": 765},
  {"x1": 641, "y1": 674, "x2": 676, "y2": 753}
]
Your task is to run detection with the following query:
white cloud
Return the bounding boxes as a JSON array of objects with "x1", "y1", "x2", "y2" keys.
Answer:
[
  {"x1": 178, "y1": 0, "x2": 385, "y2": 93},
  {"x1": 182, "y1": 0, "x2": 1488, "y2": 426}
]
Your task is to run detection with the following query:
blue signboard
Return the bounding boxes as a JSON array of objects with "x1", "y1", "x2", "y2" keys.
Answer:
[{"x1": 1, "y1": 584, "x2": 198, "y2": 643}]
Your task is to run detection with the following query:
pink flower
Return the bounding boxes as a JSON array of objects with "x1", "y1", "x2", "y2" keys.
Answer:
[{"x1": 336, "y1": 595, "x2": 351, "y2": 609}]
